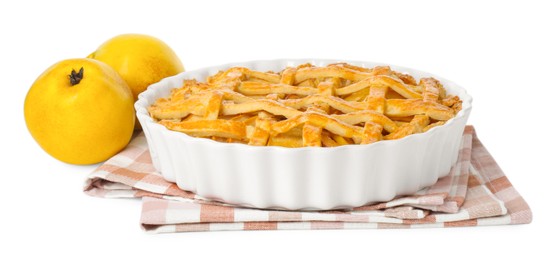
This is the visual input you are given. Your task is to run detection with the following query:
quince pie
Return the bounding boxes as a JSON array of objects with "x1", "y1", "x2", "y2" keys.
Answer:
[{"x1": 148, "y1": 63, "x2": 462, "y2": 147}]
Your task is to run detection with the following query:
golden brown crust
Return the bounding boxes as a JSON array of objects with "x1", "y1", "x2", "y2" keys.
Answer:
[
  {"x1": 149, "y1": 63, "x2": 460, "y2": 147},
  {"x1": 159, "y1": 119, "x2": 246, "y2": 140},
  {"x1": 392, "y1": 71, "x2": 417, "y2": 85}
]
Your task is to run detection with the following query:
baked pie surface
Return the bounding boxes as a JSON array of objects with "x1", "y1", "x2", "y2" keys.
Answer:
[{"x1": 148, "y1": 63, "x2": 462, "y2": 148}]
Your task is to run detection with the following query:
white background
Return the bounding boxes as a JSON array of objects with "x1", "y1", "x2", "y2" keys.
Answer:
[{"x1": 1, "y1": 0, "x2": 550, "y2": 259}]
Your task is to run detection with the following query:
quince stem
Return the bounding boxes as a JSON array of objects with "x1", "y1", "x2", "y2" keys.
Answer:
[{"x1": 69, "y1": 67, "x2": 84, "y2": 86}]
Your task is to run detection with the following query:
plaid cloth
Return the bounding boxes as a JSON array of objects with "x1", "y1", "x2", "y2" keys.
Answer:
[{"x1": 84, "y1": 126, "x2": 532, "y2": 233}]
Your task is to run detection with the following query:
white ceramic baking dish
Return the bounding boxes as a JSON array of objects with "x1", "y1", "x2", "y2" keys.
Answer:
[{"x1": 135, "y1": 59, "x2": 472, "y2": 210}]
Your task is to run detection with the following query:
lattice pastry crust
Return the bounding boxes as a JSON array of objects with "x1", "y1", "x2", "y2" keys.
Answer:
[{"x1": 148, "y1": 63, "x2": 462, "y2": 147}]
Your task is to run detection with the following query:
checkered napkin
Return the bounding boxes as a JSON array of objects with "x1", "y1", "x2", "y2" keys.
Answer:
[{"x1": 84, "y1": 126, "x2": 532, "y2": 233}]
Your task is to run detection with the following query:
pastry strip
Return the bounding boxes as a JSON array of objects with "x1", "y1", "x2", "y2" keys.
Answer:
[{"x1": 160, "y1": 119, "x2": 246, "y2": 140}]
